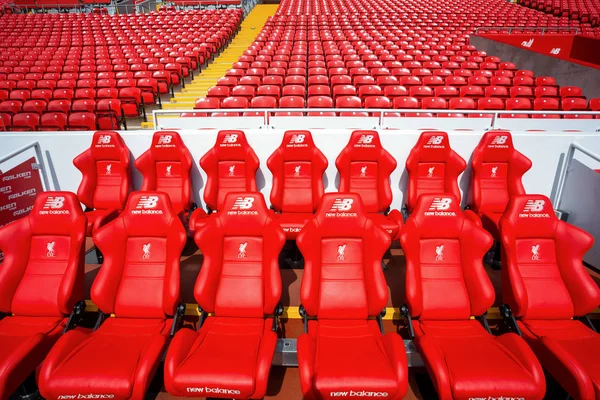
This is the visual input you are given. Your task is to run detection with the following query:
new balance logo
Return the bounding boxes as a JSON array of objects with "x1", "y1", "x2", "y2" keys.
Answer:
[
  {"x1": 289, "y1": 134, "x2": 305, "y2": 144},
  {"x1": 531, "y1": 244, "x2": 540, "y2": 260},
  {"x1": 550, "y1": 47, "x2": 561, "y2": 55},
  {"x1": 330, "y1": 198, "x2": 353, "y2": 211},
  {"x1": 427, "y1": 136, "x2": 444, "y2": 145},
  {"x1": 521, "y1": 38, "x2": 534, "y2": 48},
  {"x1": 97, "y1": 135, "x2": 111, "y2": 144},
  {"x1": 337, "y1": 243, "x2": 346, "y2": 261},
  {"x1": 142, "y1": 243, "x2": 151, "y2": 259},
  {"x1": 223, "y1": 133, "x2": 238, "y2": 143},
  {"x1": 133, "y1": 196, "x2": 163, "y2": 215},
  {"x1": 357, "y1": 135, "x2": 373, "y2": 144},
  {"x1": 47, "y1": 241, "x2": 55, "y2": 257},
  {"x1": 157, "y1": 135, "x2": 172, "y2": 145},
  {"x1": 489, "y1": 135, "x2": 509, "y2": 148},
  {"x1": 425, "y1": 197, "x2": 455, "y2": 217},
  {"x1": 238, "y1": 242, "x2": 247, "y2": 258},
  {"x1": 44, "y1": 196, "x2": 64, "y2": 209},
  {"x1": 228, "y1": 197, "x2": 258, "y2": 215},
  {"x1": 136, "y1": 196, "x2": 158, "y2": 209},
  {"x1": 519, "y1": 199, "x2": 551, "y2": 218},
  {"x1": 435, "y1": 245, "x2": 444, "y2": 261}
]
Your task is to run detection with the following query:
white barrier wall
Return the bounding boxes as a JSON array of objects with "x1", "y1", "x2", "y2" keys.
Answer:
[{"x1": 1, "y1": 129, "x2": 600, "y2": 212}]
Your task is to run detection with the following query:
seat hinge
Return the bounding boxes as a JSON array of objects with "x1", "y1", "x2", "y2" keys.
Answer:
[
  {"x1": 400, "y1": 304, "x2": 415, "y2": 339},
  {"x1": 579, "y1": 314, "x2": 597, "y2": 333},
  {"x1": 476, "y1": 313, "x2": 492, "y2": 334},
  {"x1": 197, "y1": 306, "x2": 207, "y2": 330},
  {"x1": 93, "y1": 311, "x2": 109, "y2": 331},
  {"x1": 272, "y1": 303, "x2": 284, "y2": 332},
  {"x1": 500, "y1": 304, "x2": 522, "y2": 336},
  {"x1": 170, "y1": 303, "x2": 187, "y2": 337},
  {"x1": 376, "y1": 308, "x2": 386, "y2": 334},
  {"x1": 64, "y1": 300, "x2": 86, "y2": 334},
  {"x1": 299, "y1": 304, "x2": 308, "y2": 334}
]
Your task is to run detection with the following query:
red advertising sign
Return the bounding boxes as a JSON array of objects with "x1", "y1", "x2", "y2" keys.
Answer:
[{"x1": 0, "y1": 157, "x2": 44, "y2": 262}]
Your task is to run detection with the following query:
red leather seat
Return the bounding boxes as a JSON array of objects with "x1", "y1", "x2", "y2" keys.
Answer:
[
  {"x1": 164, "y1": 192, "x2": 285, "y2": 398},
  {"x1": 135, "y1": 131, "x2": 194, "y2": 221},
  {"x1": 500, "y1": 195, "x2": 600, "y2": 400},
  {"x1": 468, "y1": 131, "x2": 531, "y2": 238},
  {"x1": 400, "y1": 194, "x2": 545, "y2": 400},
  {"x1": 0, "y1": 192, "x2": 86, "y2": 399},
  {"x1": 267, "y1": 130, "x2": 328, "y2": 239},
  {"x1": 39, "y1": 192, "x2": 186, "y2": 400},
  {"x1": 335, "y1": 130, "x2": 403, "y2": 240},
  {"x1": 189, "y1": 130, "x2": 259, "y2": 232},
  {"x1": 297, "y1": 193, "x2": 408, "y2": 400},
  {"x1": 73, "y1": 131, "x2": 132, "y2": 236},
  {"x1": 405, "y1": 131, "x2": 466, "y2": 213}
]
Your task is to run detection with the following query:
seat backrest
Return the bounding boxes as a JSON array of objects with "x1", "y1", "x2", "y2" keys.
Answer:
[
  {"x1": 335, "y1": 130, "x2": 397, "y2": 213},
  {"x1": 135, "y1": 131, "x2": 193, "y2": 215},
  {"x1": 193, "y1": 192, "x2": 284, "y2": 317},
  {"x1": 267, "y1": 130, "x2": 328, "y2": 214},
  {"x1": 469, "y1": 131, "x2": 532, "y2": 214},
  {"x1": 73, "y1": 131, "x2": 132, "y2": 211},
  {"x1": 91, "y1": 192, "x2": 186, "y2": 318},
  {"x1": 400, "y1": 194, "x2": 494, "y2": 320},
  {"x1": 0, "y1": 192, "x2": 86, "y2": 317},
  {"x1": 405, "y1": 131, "x2": 466, "y2": 213},
  {"x1": 200, "y1": 130, "x2": 259, "y2": 212},
  {"x1": 500, "y1": 194, "x2": 599, "y2": 320},
  {"x1": 297, "y1": 193, "x2": 390, "y2": 319}
]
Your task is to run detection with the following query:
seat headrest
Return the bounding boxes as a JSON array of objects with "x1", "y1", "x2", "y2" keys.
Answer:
[
  {"x1": 213, "y1": 130, "x2": 252, "y2": 160},
  {"x1": 122, "y1": 191, "x2": 177, "y2": 236},
  {"x1": 501, "y1": 194, "x2": 558, "y2": 237},
  {"x1": 313, "y1": 193, "x2": 368, "y2": 237},
  {"x1": 149, "y1": 130, "x2": 187, "y2": 161},
  {"x1": 409, "y1": 194, "x2": 465, "y2": 238},
  {"x1": 30, "y1": 191, "x2": 85, "y2": 235},
  {"x1": 90, "y1": 130, "x2": 127, "y2": 160},
  {"x1": 218, "y1": 192, "x2": 271, "y2": 235},
  {"x1": 278, "y1": 130, "x2": 316, "y2": 160},
  {"x1": 476, "y1": 130, "x2": 516, "y2": 162},
  {"x1": 411, "y1": 131, "x2": 451, "y2": 162},
  {"x1": 342, "y1": 130, "x2": 384, "y2": 160}
]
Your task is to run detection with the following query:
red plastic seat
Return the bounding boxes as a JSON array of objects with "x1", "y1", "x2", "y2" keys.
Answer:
[
  {"x1": 66, "y1": 112, "x2": 97, "y2": 131},
  {"x1": 560, "y1": 86, "x2": 585, "y2": 99},
  {"x1": 335, "y1": 130, "x2": 403, "y2": 240},
  {"x1": 297, "y1": 193, "x2": 408, "y2": 400},
  {"x1": 307, "y1": 96, "x2": 335, "y2": 116},
  {"x1": 9, "y1": 112, "x2": 40, "y2": 131},
  {"x1": 40, "y1": 112, "x2": 67, "y2": 131},
  {"x1": 164, "y1": 192, "x2": 284, "y2": 398},
  {"x1": 404, "y1": 131, "x2": 466, "y2": 213},
  {"x1": 39, "y1": 192, "x2": 186, "y2": 400},
  {"x1": 533, "y1": 98, "x2": 561, "y2": 119},
  {"x1": 503, "y1": 98, "x2": 533, "y2": 118},
  {"x1": 468, "y1": 131, "x2": 532, "y2": 238},
  {"x1": 0, "y1": 192, "x2": 86, "y2": 399},
  {"x1": 135, "y1": 131, "x2": 193, "y2": 220},
  {"x1": 73, "y1": 131, "x2": 132, "y2": 236},
  {"x1": 267, "y1": 130, "x2": 328, "y2": 239},
  {"x1": 400, "y1": 194, "x2": 545, "y2": 400},
  {"x1": 500, "y1": 194, "x2": 600, "y2": 400}
]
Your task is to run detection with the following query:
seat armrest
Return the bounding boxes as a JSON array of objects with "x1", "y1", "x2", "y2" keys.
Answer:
[
  {"x1": 387, "y1": 208, "x2": 404, "y2": 241},
  {"x1": 188, "y1": 208, "x2": 209, "y2": 233}
]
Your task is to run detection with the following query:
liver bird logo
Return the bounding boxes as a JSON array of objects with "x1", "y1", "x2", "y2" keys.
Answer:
[
  {"x1": 337, "y1": 243, "x2": 347, "y2": 261},
  {"x1": 142, "y1": 243, "x2": 151, "y2": 259},
  {"x1": 46, "y1": 241, "x2": 55, "y2": 257},
  {"x1": 531, "y1": 244, "x2": 540, "y2": 260},
  {"x1": 435, "y1": 245, "x2": 444, "y2": 261},
  {"x1": 238, "y1": 242, "x2": 248, "y2": 258}
]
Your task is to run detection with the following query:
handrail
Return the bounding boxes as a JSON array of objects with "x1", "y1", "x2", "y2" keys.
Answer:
[
  {"x1": 475, "y1": 26, "x2": 580, "y2": 35},
  {"x1": 0, "y1": 141, "x2": 50, "y2": 191},
  {"x1": 153, "y1": 107, "x2": 600, "y2": 129},
  {"x1": 553, "y1": 142, "x2": 600, "y2": 209}
]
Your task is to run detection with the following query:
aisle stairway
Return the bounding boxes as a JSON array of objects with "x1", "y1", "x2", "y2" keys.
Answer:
[{"x1": 162, "y1": 4, "x2": 279, "y2": 110}]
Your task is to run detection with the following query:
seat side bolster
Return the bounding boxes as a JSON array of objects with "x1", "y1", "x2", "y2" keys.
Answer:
[
  {"x1": 493, "y1": 333, "x2": 545, "y2": 396},
  {"x1": 39, "y1": 329, "x2": 90, "y2": 395},
  {"x1": 251, "y1": 324, "x2": 278, "y2": 399},
  {"x1": 164, "y1": 328, "x2": 203, "y2": 396},
  {"x1": 414, "y1": 334, "x2": 453, "y2": 400},
  {"x1": 297, "y1": 333, "x2": 317, "y2": 400},
  {"x1": 130, "y1": 328, "x2": 171, "y2": 400},
  {"x1": 380, "y1": 333, "x2": 409, "y2": 399}
]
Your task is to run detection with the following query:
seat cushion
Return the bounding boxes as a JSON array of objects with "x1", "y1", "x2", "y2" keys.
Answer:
[
  {"x1": 0, "y1": 316, "x2": 65, "y2": 398},
  {"x1": 166, "y1": 317, "x2": 276, "y2": 398},
  {"x1": 415, "y1": 320, "x2": 545, "y2": 400},
  {"x1": 39, "y1": 318, "x2": 170, "y2": 400},
  {"x1": 521, "y1": 319, "x2": 600, "y2": 400},
  {"x1": 299, "y1": 320, "x2": 406, "y2": 400},
  {"x1": 368, "y1": 212, "x2": 400, "y2": 241},
  {"x1": 275, "y1": 212, "x2": 313, "y2": 240}
]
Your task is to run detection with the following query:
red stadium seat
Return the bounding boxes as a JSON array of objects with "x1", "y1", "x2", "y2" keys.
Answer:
[
  {"x1": 9, "y1": 112, "x2": 40, "y2": 131},
  {"x1": 40, "y1": 112, "x2": 67, "y2": 131},
  {"x1": 404, "y1": 131, "x2": 466, "y2": 213},
  {"x1": 468, "y1": 131, "x2": 531, "y2": 238},
  {"x1": 500, "y1": 195, "x2": 600, "y2": 400},
  {"x1": 560, "y1": 86, "x2": 585, "y2": 99},
  {"x1": 39, "y1": 192, "x2": 186, "y2": 400},
  {"x1": 562, "y1": 98, "x2": 592, "y2": 119},
  {"x1": 335, "y1": 130, "x2": 403, "y2": 240},
  {"x1": 135, "y1": 131, "x2": 193, "y2": 220},
  {"x1": 297, "y1": 193, "x2": 408, "y2": 400},
  {"x1": 267, "y1": 130, "x2": 328, "y2": 239},
  {"x1": 66, "y1": 112, "x2": 97, "y2": 131},
  {"x1": 533, "y1": 98, "x2": 561, "y2": 119},
  {"x1": 0, "y1": 192, "x2": 86, "y2": 399},
  {"x1": 503, "y1": 98, "x2": 533, "y2": 118},
  {"x1": 73, "y1": 131, "x2": 132, "y2": 236},
  {"x1": 277, "y1": 96, "x2": 305, "y2": 116},
  {"x1": 164, "y1": 192, "x2": 284, "y2": 398},
  {"x1": 400, "y1": 194, "x2": 545, "y2": 400}
]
